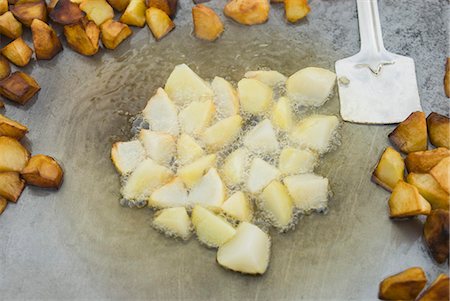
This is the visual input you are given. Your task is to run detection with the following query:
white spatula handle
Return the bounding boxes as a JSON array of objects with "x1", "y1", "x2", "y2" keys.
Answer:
[{"x1": 357, "y1": 0, "x2": 386, "y2": 56}]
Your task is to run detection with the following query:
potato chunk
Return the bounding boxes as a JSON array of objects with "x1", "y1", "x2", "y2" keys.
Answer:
[
  {"x1": 192, "y1": 4, "x2": 223, "y2": 41},
  {"x1": 388, "y1": 181, "x2": 431, "y2": 218},
  {"x1": 11, "y1": 0, "x2": 47, "y2": 27},
  {"x1": 445, "y1": 58, "x2": 450, "y2": 98},
  {"x1": 0, "y1": 12, "x2": 23, "y2": 39},
  {"x1": 372, "y1": 147, "x2": 405, "y2": 192},
  {"x1": 378, "y1": 267, "x2": 427, "y2": 300},
  {"x1": 179, "y1": 99, "x2": 215, "y2": 136},
  {"x1": 0, "y1": 114, "x2": 28, "y2": 139},
  {"x1": 224, "y1": 0, "x2": 269, "y2": 25},
  {"x1": 221, "y1": 191, "x2": 253, "y2": 222},
  {"x1": 388, "y1": 111, "x2": 427, "y2": 153},
  {"x1": 0, "y1": 136, "x2": 29, "y2": 172},
  {"x1": 285, "y1": 0, "x2": 310, "y2": 23},
  {"x1": 427, "y1": 112, "x2": 449, "y2": 148},
  {"x1": 149, "y1": 177, "x2": 188, "y2": 208},
  {"x1": 64, "y1": 21, "x2": 100, "y2": 56},
  {"x1": 0, "y1": 71, "x2": 40, "y2": 105},
  {"x1": 407, "y1": 173, "x2": 449, "y2": 210},
  {"x1": 152, "y1": 207, "x2": 192, "y2": 240},
  {"x1": 107, "y1": 0, "x2": 130, "y2": 11},
  {"x1": 246, "y1": 158, "x2": 280, "y2": 194},
  {"x1": 120, "y1": 0, "x2": 146, "y2": 27},
  {"x1": 100, "y1": 20, "x2": 132, "y2": 49},
  {"x1": 139, "y1": 130, "x2": 175, "y2": 166},
  {"x1": 201, "y1": 115, "x2": 242, "y2": 151},
  {"x1": 279, "y1": 147, "x2": 317, "y2": 175},
  {"x1": 405, "y1": 147, "x2": 450, "y2": 173},
  {"x1": 0, "y1": 0, "x2": 7, "y2": 14},
  {"x1": 221, "y1": 148, "x2": 248, "y2": 186},
  {"x1": 177, "y1": 154, "x2": 216, "y2": 188},
  {"x1": 176, "y1": 134, "x2": 204, "y2": 165},
  {"x1": 80, "y1": 0, "x2": 114, "y2": 26},
  {"x1": 145, "y1": 7, "x2": 175, "y2": 40},
  {"x1": 49, "y1": 0, "x2": 85, "y2": 24},
  {"x1": 260, "y1": 180, "x2": 294, "y2": 229},
  {"x1": 0, "y1": 172, "x2": 25, "y2": 202},
  {"x1": 430, "y1": 157, "x2": 450, "y2": 193},
  {"x1": 0, "y1": 196, "x2": 7, "y2": 215},
  {"x1": 1, "y1": 37, "x2": 33, "y2": 67},
  {"x1": 187, "y1": 168, "x2": 225, "y2": 210},
  {"x1": 111, "y1": 140, "x2": 145, "y2": 174},
  {"x1": 142, "y1": 88, "x2": 179, "y2": 136},
  {"x1": 244, "y1": 70, "x2": 287, "y2": 88},
  {"x1": 284, "y1": 173, "x2": 329, "y2": 211},
  {"x1": 21, "y1": 155, "x2": 64, "y2": 189},
  {"x1": 417, "y1": 274, "x2": 449, "y2": 301},
  {"x1": 271, "y1": 97, "x2": 294, "y2": 131},
  {"x1": 0, "y1": 55, "x2": 11, "y2": 81},
  {"x1": 244, "y1": 119, "x2": 279, "y2": 154},
  {"x1": 423, "y1": 209, "x2": 449, "y2": 263},
  {"x1": 211, "y1": 76, "x2": 239, "y2": 119},
  {"x1": 238, "y1": 78, "x2": 273, "y2": 114},
  {"x1": 31, "y1": 19, "x2": 63, "y2": 60},
  {"x1": 147, "y1": 0, "x2": 177, "y2": 18}
]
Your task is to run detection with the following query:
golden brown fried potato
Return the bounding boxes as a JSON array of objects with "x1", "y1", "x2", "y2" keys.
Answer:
[
  {"x1": 378, "y1": 267, "x2": 427, "y2": 300},
  {"x1": 0, "y1": 196, "x2": 7, "y2": 215},
  {"x1": 145, "y1": 7, "x2": 175, "y2": 40},
  {"x1": 417, "y1": 274, "x2": 449, "y2": 301},
  {"x1": 0, "y1": 11, "x2": 23, "y2": 39},
  {"x1": 21, "y1": 154, "x2": 64, "y2": 189},
  {"x1": 407, "y1": 173, "x2": 449, "y2": 210},
  {"x1": 405, "y1": 147, "x2": 450, "y2": 173},
  {"x1": 372, "y1": 147, "x2": 405, "y2": 192},
  {"x1": 100, "y1": 20, "x2": 132, "y2": 49},
  {"x1": 107, "y1": 0, "x2": 129, "y2": 11},
  {"x1": 430, "y1": 157, "x2": 450, "y2": 193},
  {"x1": 147, "y1": 0, "x2": 177, "y2": 18},
  {"x1": 0, "y1": 172, "x2": 25, "y2": 202},
  {"x1": 0, "y1": 114, "x2": 28, "y2": 139},
  {"x1": 64, "y1": 21, "x2": 99, "y2": 56},
  {"x1": 285, "y1": 0, "x2": 310, "y2": 23},
  {"x1": 31, "y1": 19, "x2": 63, "y2": 60},
  {"x1": 1, "y1": 37, "x2": 33, "y2": 67},
  {"x1": 427, "y1": 112, "x2": 449, "y2": 148},
  {"x1": 0, "y1": 55, "x2": 11, "y2": 81},
  {"x1": 224, "y1": 0, "x2": 269, "y2": 25},
  {"x1": 120, "y1": 0, "x2": 146, "y2": 27},
  {"x1": 0, "y1": 71, "x2": 40, "y2": 105},
  {"x1": 49, "y1": 0, "x2": 86, "y2": 25},
  {"x1": 445, "y1": 58, "x2": 450, "y2": 98},
  {"x1": 423, "y1": 209, "x2": 449, "y2": 263},
  {"x1": 0, "y1": 101, "x2": 4, "y2": 108},
  {"x1": 0, "y1": 0, "x2": 8, "y2": 14},
  {"x1": 388, "y1": 111, "x2": 427, "y2": 153},
  {"x1": 192, "y1": 4, "x2": 223, "y2": 41},
  {"x1": 0, "y1": 136, "x2": 30, "y2": 172},
  {"x1": 388, "y1": 180, "x2": 431, "y2": 218},
  {"x1": 11, "y1": 0, "x2": 47, "y2": 27},
  {"x1": 80, "y1": 0, "x2": 114, "y2": 26}
]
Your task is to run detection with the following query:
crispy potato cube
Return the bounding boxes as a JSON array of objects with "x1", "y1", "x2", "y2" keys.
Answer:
[
  {"x1": 378, "y1": 267, "x2": 427, "y2": 300},
  {"x1": 147, "y1": 0, "x2": 177, "y2": 18},
  {"x1": 0, "y1": 72, "x2": 40, "y2": 105},
  {"x1": 423, "y1": 209, "x2": 449, "y2": 263},
  {"x1": 388, "y1": 181, "x2": 431, "y2": 218},
  {"x1": 0, "y1": 196, "x2": 7, "y2": 215},
  {"x1": 11, "y1": 0, "x2": 47, "y2": 27},
  {"x1": 21, "y1": 154, "x2": 64, "y2": 188},
  {"x1": 427, "y1": 112, "x2": 449, "y2": 148},
  {"x1": 0, "y1": 55, "x2": 11, "y2": 81},
  {"x1": 417, "y1": 274, "x2": 449, "y2": 301},
  {"x1": 100, "y1": 20, "x2": 132, "y2": 49},
  {"x1": 120, "y1": 0, "x2": 146, "y2": 27},
  {"x1": 0, "y1": 0, "x2": 8, "y2": 14},
  {"x1": 372, "y1": 147, "x2": 405, "y2": 192},
  {"x1": 388, "y1": 111, "x2": 427, "y2": 153},
  {"x1": 285, "y1": 0, "x2": 310, "y2": 23},
  {"x1": 0, "y1": 136, "x2": 30, "y2": 172},
  {"x1": 405, "y1": 147, "x2": 450, "y2": 173},
  {"x1": 407, "y1": 173, "x2": 449, "y2": 210},
  {"x1": 0, "y1": 11, "x2": 23, "y2": 39},
  {"x1": 80, "y1": 0, "x2": 114, "y2": 25},
  {"x1": 430, "y1": 157, "x2": 450, "y2": 193},
  {"x1": 31, "y1": 19, "x2": 63, "y2": 60},
  {"x1": 64, "y1": 21, "x2": 99, "y2": 56},
  {"x1": 107, "y1": 0, "x2": 130, "y2": 11},
  {"x1": 224, "y1": 0, "x2": 269, "y2": 25},
  {"x1": 445, "y1": 58, "x2": 450, "y2": 98},
  {"x1": 145, "y1": 7, "x2": 174, "y2": 40},
  {"x1": 1, "y1": 37, "x2": 33, "y2": 67},
  {"x1": 192, "y1": 4, "x2": 223, "y2": 41},
  {"x1": 0, "y1": 172, "x2": 25, "y2": 202},
  {"x1": 49, "y1": 0, "x2": 86, "y2": 25},
  {"x1": 0, "y1": 114, "x2": 28, "y2": 139}
]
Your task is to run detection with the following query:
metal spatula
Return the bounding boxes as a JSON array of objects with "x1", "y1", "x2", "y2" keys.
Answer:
[{"x1": 335, "y1": 0, "x2": 422, "y2": 124}]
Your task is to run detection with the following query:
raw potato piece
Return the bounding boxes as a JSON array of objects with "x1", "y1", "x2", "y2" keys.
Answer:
[
  {"x1": 405, "y1": 147, "x2": 450, "y2": 173},
  {"x1": 0, "y1": 72, "x2": 40, "y2": 105},
  {"x1": 145, "y1": 7, "x2": 175, "y2": 40},
  {"x1": 271, "y1": 97, "x2": 294, "y2": 131},
  {"x1": 120, "y1": 0, "x2": 146, "y2": 27},
  {"x1": 211, "y1": 77, "x2": 239, "y2": 119},
  {"x1": 0, "y1": 56, "x2": 10, "y2": 81},
  {"x1": 246, "y1": 158, "x2": 280, "y2": 194},
  {"x1": 244, "y1": 70, "x2": 287, "y2": 88},
  {"x1": 149, "y1": 177, "x2": 188, "y2": 208},
  {"x1": 378, "y1": 267, "x2": 427, "y2": 301},
  {"x1": 0, "y1": 197, "x2": 7, "y2": 215},
  {"x1": 372, "y1": 147, "x2": 405, "y2": 192},
  {"x1": 0, "y1": 136, "x2": 30, "y2": 172},
  {"x1": 243, "y1": 119, "x2": 279, "y2": 154},
  {"x1": 284, "y1": 174, "x2": 329, "y2": 211},
  {"x1": 221, "y1": 191, "x2": 253, "y2": 222},
  {"x1": 0, "y1": 114, "x2": 28, "y2": 139},
  {"x1": 417, "y1": 274, "x2": 449, "y2": 301},
  {"x1": 187, "y1": 168, "x2": 225, "y2": 210},
  {"x1": 49, "y1": 0, "x2": 86, "y2": 25},
  {"x1": 11, "y1": 0, "x2": 47, "y2": 27},
  {"x1": 407, "y1": 173, "x2": 449, "y2": 210},
  {"x1": 178, "y1": 100, "x2": 215, "y2": 136},
  {"x1": 191, "y1": 205, "x2": 236, "y2": 248},
  {"x1": 192, "y1": 4, "x2": 224, "y2": 41},
  {"x1": 111, "y1": 140, "x2": 145, "y2": 174},
  {"x1": 31, "y1": 19, "x2": 63, "y2": 60},
  {"x1": 427, "y1": 112, "x2": 449, "y2": 148},
  {"x1": 260, "y1": 180, "x2": 294, "y2": 229},
  {"x1": 100, "y1": 20, "x2": 132, "y2": 50},
  {"x1": 445, "y1": 58, "x2": 450, "y2": 98},
  {"x1": 286, "y1": 67, "x2": 336, "y2": 107},
  {"x1": 64, "y1": 21, "x2": 100, "y2": 56},
  {"x1": 143, "y1": 88, "x2": 179, "y2": 136},
  {"x1": 0, "y1": 172, "x2": 25, "y2": 202},
  {"x1": 107, "y1": 0, "x2": 130, "y2": 11},
  {"x1": 224, "y1": 0, "x2": 269, "y2": 25},
  {"x1": 388, "y1": 111, "x2": 427, "y2": 153},
  {"x1": 21, "y1": 155, "x2": 64, "y2": 189},
  {"x1": 202, "y1": 115, "x2": 242, "y2": 151},
  {"x1": 217, "y1": 222, "x2": 270, "y2": 275},
  {"x1": 429, "y1": 157, "x2": 450, "y2": 193},
  {"x1": 279, "y1": 147, "x2": 317, "y2": 175},
  {"x1": 152, "y1": 207, "x2": 192, "y2": 240},
  {"x1": 221, "y1": 148, "x2": 249, "y2": 186},
  {"x1": 238, "y1": 78, "x2": 273, "y2": 114},
  {"x1": 388, "y1": 181, "x2": 431, "y2": 218},
  {"x1": 176, "y1": 134, "x2": 204, "y2": 165},
  {"x1": 285, "y1": 0, "x2": 310, "y2": 23},
  {"x1": 177, "y1": 154, "x2": 216, "y2": 188},
  {"x1": 138, "y1": 130, "x2": 175, "y2": 166},
  {"x1": 1, "y1": 38, "x2": 33, "y2": 67},
  {"x1": 80, "y1": 0, "x2": 114, "y2": 26},
  {"x1": 0, "y1": 12, "x2": 23, "y2": 39},
  {"x1": 423, "y1": 209, "x2": 449, "y2": 263}
]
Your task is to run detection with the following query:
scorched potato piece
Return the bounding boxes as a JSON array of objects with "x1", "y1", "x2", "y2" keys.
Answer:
[
  {"x1": 49, "y1": 0, "x2": 86, "y2": 25},
  {"x1": 0, "y1": 71, "x2": 40, "y2": 105},
  {"x1": 407, "y1": 173, "x2": 449, "y2": 210},
  {"x1": 423, "y1": 209, "x2": 449, "y2": 263},
  {"x1": 64, "y1": 21, "x2": 100, "y2": 56},
  {"x1": 378, "y1": 267, "x2": 427, "y2": 301},
  {"x1": 0, "y1": 172, "x2": 25, "y2": 202},
  {"x1": 107, "y1": 0, "x2": 130, "y2": 11},
  {"x1": 417, "y1": 274, "x2": 449, "y2": 301},
  {"x1": 0, "y1": 196, "x2": 7, "y2": 215},
  {"x1": 147, "y1": 0, "x2": 177, "y2": 18},
  {"x1": 429, "y1": 157, "x2": 450, "y2": 193},
  {"x1": 145, "y1": 7, "x2": 175, "y2": 40},
  {"x1": 388, "y1": 181, "x2": 431, "y2": 218},
  {"x1": 120, "y1": 0, "x2": 146, "y2": 27},
  {"x1": 11, "y1": 0, "x2": 47, "y2": 27},
  {"x1": 0, "y1": 56, "x2": 11, "y2": 80},
  {"x1": 100, "y1": 20, "x2": 132, "y2": 49},
  {"x1": 192, "y1": 4, "x2": 223, "y2": 41},
  {"x1": 1, "y1": 37, "x2": 33, "y2": 67},
  {"x1": 0, "y1": 113, "x2": 28, "y2": 139},
  {"x1": 0, "y1": 136, "x2": 30, "y2": 172},
  {"x1": 388, "y1": 111, "x2": 427, "y2": 153},
  {"x1": 285, "y1": 0, "x2": 310, "y2": 23},
  {"x1": 427, "y1": 112, "x2": 449, "y2": 148},
  {"x1": 405, "y1": 147, "x2": 450, "y2": 173},
  {"x1": 224, "y1": 0, "x2": 269, "y2": 25},
  {"x1": 80, "y1": 0, "x2": 114, "y2": 26},
  {"x1": 372, "y1": 147, "x2": 405, "y2": 191},
  {"x1": 21, "y1": 154, "x2": 64, "y2": 189},
  {"x1": 31, "y1": 19, "x2": 63, "y2": 60},
  {"x1": 0, "y1": 12, "x2": 23, "y2": 39}
]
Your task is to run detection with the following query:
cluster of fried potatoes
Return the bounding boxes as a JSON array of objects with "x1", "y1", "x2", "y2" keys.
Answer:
[
  {"x1": 372, "y1": 111, "x2": 449, "y2": 264},
  {"x1": 0, "y1": 114, "x2": 63, "y2": 216}
]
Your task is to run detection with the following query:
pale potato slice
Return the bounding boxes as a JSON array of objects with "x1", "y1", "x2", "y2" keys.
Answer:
[
  {"x1": 243, "y1": 119, "x2": 280, "y2": 154},
  {"x1": 378, "y1": 267, "x2": 427, "y2": 301},
  {"x1": 0, "y1": 113, "x2": 28, "y2": 139},
  {"x1": 260, "y1": 180, "x2": 294, "y2": 229},
  {"x1": 152, "y1": 207, "x2": 192, "y2": 240},
  {"x1": 284, "y1": 174, "x2": 329, "y2": 211},
  {"x1": 138, "y1": 130, "x2": 175, "y2": 166},
  {"x1": 191, "y1": 205, "x2": 236, "y2": 248},
  {"x1": 111, "y1": 140, "x2": 145, "y2": 175},
  {"x1": 372, "y1": 147, "x2": 405, "y2": 192},
  {"x1": 246, "y1": 158, "x2": 280, "y2": 194},
  {"x1": 176, "y1": 134, "x2": 204, "y2": 165},
  {"x1": 388, "y1": 181, "x2": 431, "y2": 218},
  {"x1": 407, "y1": 173, "x2": 449, "y2": 210},
  {"x1": 202, "y1": 115, "x2": 242, "y2": 151},
  {"x1": 121, "y1": 158, "x2": 173, "y2": 200},
  {"x1": 80, "y1": 0, "x2": 114, "y2": 26},
  {"x1": 0, "y1": 172, "x2": 25, "y2": 202},
  {"x1": 164, "y1": 64, "x2": 214, "y2": 105},
  {"x1": 221, "y1": 148, "x2": 249, "y2": 186},
  {"x1": 188, "y1": 168, "x2": 225, "y2": 210},
  {"x1": 148, "y1": 177, "x2": 188, "y2": 208},
  {"x1": 177, "y1": 154, "x2": 216, "y2": 188},
  {"x1": 211, "y1": 76, "x2": 239, "y2": 119},
  {"x1": 142, "y1": 88, "x2": 179, "y2": 136},
  {"x1": 388, "y1": 111, "x2": 427, "y2": 153},
  {"x1": 244, "y1": 70, "x2": 287, "y2": 88},
  {"x1": 427, "y1": 112, "x2": 450, "y2": 148},
  {"x1": 271, "y1": 97, "x2": 294, "y2": 131},
  {"x1": 238, "y1": 78, "x2": 273, "y2": 114},
  {"x1": 223, "y1": 0, "x2": 269, "y2": 25},
  {"x1": 120, "y1": 0, "x2": 146, "y2": 27},
  {"x1": 217, "y1": 222, "x2": 270, "y2": 275},
  {"x1": 0, "y1": 136, "x2": 30, "y2": 172},
  {"x1": 221, "y1": 191, "x2": 253, "y2": 222},
  {"x1": 279, "y1": 147, "x2": 318, "y2": 175},
  {"x1": 178, "y1": 99, "x2": 215, "y2": 136},
  {"x1": 286, "y1": 67, "x2": 336, "y2": 106},
  {"x1": 430, "y1": 157, "x2": 450, "y2": 193},
  {"x1": 405, "y1": 147, "x2": 450, "y2": 173},
  {"x1": 417, "y1": 274, "x2": 449, "y2": 301},
  {"x1": 290, "y1": 115, "x2": 339, "y2": 154}
]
